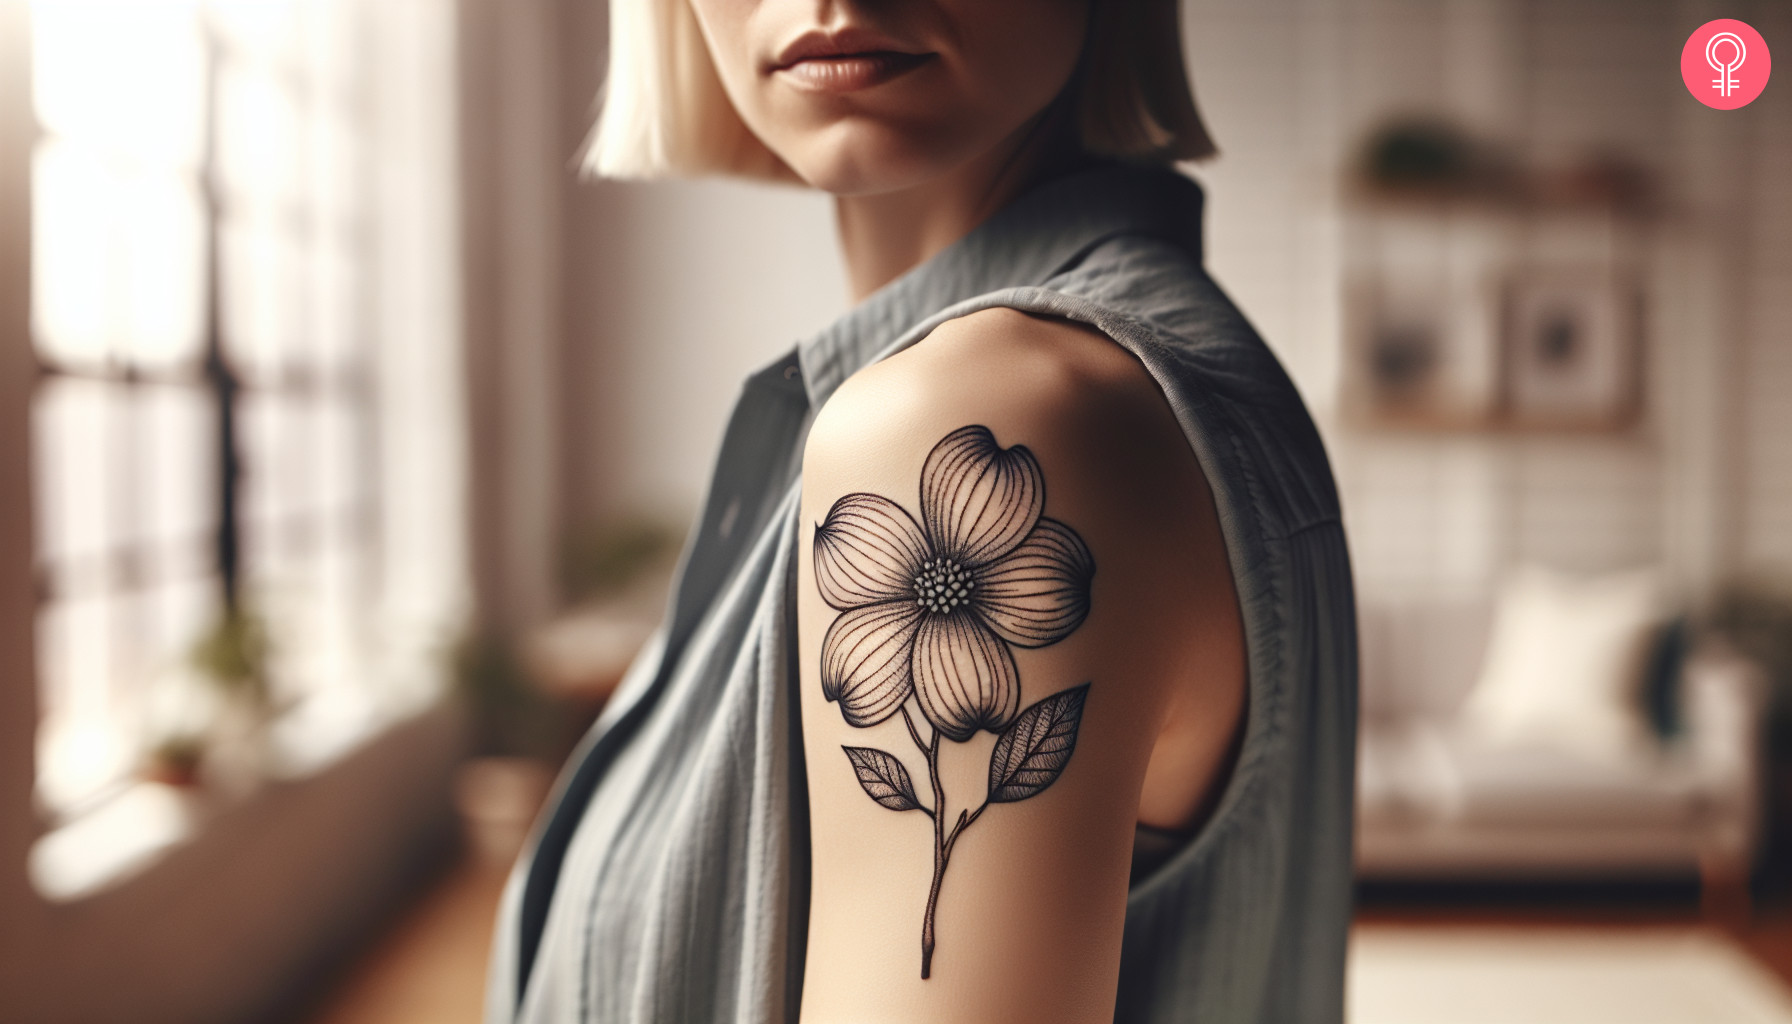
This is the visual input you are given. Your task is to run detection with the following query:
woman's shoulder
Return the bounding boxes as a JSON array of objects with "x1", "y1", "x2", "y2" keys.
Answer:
[{"x1": 807, "y1": 306, "x2": 1169, "y2": 467}]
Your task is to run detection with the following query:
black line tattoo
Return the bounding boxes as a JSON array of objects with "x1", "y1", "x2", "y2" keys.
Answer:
[{"x1": 814, "y1": 424, "x2": 1095, "y2": 979}]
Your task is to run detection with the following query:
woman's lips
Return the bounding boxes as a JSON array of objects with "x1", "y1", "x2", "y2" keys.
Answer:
[
  {"x1": 774, "y1": 51, "x2": 934, "y2": 93},
  {"x1": 769, "y1": 29, "x2": 934, "y2": 94}
]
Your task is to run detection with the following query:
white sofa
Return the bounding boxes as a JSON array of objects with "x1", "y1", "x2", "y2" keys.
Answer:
[{"x1": 1355, "y1": 599, "x2": 1765, "y2": 885}]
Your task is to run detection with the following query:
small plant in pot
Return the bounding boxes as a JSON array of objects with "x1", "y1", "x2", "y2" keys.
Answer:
[
  {"x1": 142, "y1": 732, "x2": 207, "y2": 788},
  {"x1": 186, "y1": 606, "x2": 275, "y2": 791}
]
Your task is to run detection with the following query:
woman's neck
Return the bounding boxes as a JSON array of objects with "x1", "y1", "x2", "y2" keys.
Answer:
[{"x1": 833, "y1": 112, "x2": 1084, "y2": 303}]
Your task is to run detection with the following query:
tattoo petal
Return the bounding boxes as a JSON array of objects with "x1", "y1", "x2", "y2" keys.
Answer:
[
  {"x1": 821, "y1": 600, "x2": 923, "y2": 727},
  {"x1": 814, "y1": 493, "x2": 932, "y2": 610},
  {"x1": 912, "y1": 611, "x2": 1020, "y2": 742},
  {"x1": 919, "y1": 425, "x2": 1044, "y2": 568},
  {"x1": 974, "y1": 518, "x2": 1095, "y2": 648}
]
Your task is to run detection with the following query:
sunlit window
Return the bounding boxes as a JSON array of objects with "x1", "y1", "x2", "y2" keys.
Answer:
[{"x1": 30, "y1": 0, "x2": 375, "y2": 819}]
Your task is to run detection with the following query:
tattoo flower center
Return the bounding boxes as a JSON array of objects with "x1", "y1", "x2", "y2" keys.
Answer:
[{"x1": 914, "y1": 558, "x2": 974, "y2": 614}]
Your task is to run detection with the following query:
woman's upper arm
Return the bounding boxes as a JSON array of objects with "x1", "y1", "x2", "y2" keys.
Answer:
[{"x1": 795, "y1": 308, "x2": 1230, "y2": 1024}]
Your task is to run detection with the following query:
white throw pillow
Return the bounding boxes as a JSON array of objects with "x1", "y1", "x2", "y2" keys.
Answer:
[{"x1": 1458, "y1": 565, "x2": 1664, "y2": 763}]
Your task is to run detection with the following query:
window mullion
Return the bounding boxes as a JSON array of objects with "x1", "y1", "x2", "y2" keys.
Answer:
[{"x1": 198, "y1": 20, "x2": 241, "y2": 613}]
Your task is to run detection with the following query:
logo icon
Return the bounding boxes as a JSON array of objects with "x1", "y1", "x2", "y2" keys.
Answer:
[
  {"x1": 1682, "y1": 20, "x2": 1770, "y2": 109},
  {"x1": 1709, "y1": 31, "x2": 1746, "y2": 97}
]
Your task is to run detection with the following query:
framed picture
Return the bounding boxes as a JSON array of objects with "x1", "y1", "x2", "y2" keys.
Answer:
[
  {"x1": 1344, "y1": 282, "x2": 1501, "y2": 428},
  {"x1": 1502, "y1": 275, "x2": 1640, "y2": 428}
]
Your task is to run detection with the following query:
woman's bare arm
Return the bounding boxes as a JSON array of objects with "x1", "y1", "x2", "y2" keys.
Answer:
[{"x1": 796, "y1": 308, "x2": 1244, "y2": 1024}]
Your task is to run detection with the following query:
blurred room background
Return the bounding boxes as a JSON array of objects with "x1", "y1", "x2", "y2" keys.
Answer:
[{"x1": 0, "y1": 0, "x2": 1788, "y2": 1021}]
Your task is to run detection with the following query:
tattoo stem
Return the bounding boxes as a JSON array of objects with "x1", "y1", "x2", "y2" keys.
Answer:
[
  {"x1": 900, "y1": 704, "x2": 930, "y2": 758},
  {"x1": 922, "y1": 729, "x2": 945, "y2": 979},
  {"x1": 942, "y1": 800, "x2": 987, "y2": 862}
]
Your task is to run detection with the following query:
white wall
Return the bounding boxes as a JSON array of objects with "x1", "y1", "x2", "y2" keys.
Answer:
[
  {"x1": 561, "y1": 178, "x2": 845, "y2": 524},
  {"x1": 1186, "y1": 0, "x2": 1792, "y2": 607}
]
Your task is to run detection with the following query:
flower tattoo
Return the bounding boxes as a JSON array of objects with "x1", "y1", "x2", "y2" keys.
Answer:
[{"x1": 814, "y1": 424, "x2": 1095, "y2": 979}]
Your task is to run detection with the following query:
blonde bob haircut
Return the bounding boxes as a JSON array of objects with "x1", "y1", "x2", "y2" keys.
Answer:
[{"x1": 582, "y1": 0, "x2": 1218, "y2": 181}]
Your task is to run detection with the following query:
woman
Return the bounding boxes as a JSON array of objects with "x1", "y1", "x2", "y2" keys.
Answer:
[{"x1": 487, "y1": 0, "x2": 1356, "y2": 1021}]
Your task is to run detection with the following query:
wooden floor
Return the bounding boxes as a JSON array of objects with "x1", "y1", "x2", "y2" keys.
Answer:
[
  {"x1": 305, "y1": 864, "x2": 1792, "y2": 1023},
  {"x1": 306, "y1": 861, "x2": 509, "y2": 1024},
  {"x1": 1358, "y1": 898, "x2": 1792, "y2": 992}
]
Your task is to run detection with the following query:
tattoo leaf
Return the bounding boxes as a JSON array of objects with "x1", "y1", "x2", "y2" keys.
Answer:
[
  {"x1": 986, "y1": 684, "x2": 1090, "y2": 804},
  {"x1": 843, "y1": 746, "x2": 924, "y2": 813}
]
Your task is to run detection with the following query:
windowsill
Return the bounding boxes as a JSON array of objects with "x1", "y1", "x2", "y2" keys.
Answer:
[
  {"x1": 29, "y1": 686, "x2": 445, "y2": 902},
  {"x1": 29, "y1": 780, "x2": 198, "y2": 901},
  {"x1": 6, "y1": 703, "x2": 467, "y2": 1021}
]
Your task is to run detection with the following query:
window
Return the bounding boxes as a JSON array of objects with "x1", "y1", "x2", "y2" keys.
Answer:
[{"x1": 30, "y1": 0, "x2": 381, "y2": 822}]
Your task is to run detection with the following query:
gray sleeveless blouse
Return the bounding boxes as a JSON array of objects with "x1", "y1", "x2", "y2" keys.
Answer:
[{"x1": 486, "y1": 164, "x2": 1358, "y2": 1024}]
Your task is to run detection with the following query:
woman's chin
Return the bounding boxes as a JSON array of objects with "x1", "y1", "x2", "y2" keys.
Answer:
[{"x1": 777, "y1": 125, "x2": 971, "y2": 198}]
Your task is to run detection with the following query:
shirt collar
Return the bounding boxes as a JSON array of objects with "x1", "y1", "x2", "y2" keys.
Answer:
[{"x1": 796, "y1": 161, "x2": 1205, "y2": 408}]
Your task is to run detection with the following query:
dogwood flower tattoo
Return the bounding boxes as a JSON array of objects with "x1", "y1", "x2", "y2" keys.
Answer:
[{"x1": 814, "y1": 424, "x2": 1095, "y2": 978}]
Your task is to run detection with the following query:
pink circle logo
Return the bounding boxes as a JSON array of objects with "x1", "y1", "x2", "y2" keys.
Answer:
[{"x1": 1682, "y1": 20, "x2": 1770, "y2": 109}]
